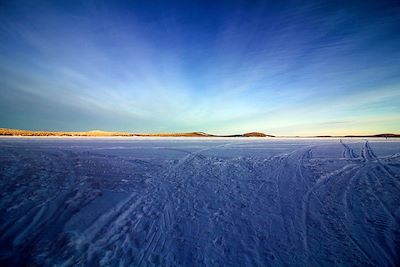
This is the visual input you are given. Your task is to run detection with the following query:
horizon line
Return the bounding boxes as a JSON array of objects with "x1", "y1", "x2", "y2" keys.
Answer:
[{"x1": 0, "y1": 127, "x2": 399, "y2": 138}]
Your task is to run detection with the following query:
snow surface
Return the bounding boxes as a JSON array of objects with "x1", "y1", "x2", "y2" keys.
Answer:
[{"x1": 0, "y1": 137, "x2": 399, "y2": 266}]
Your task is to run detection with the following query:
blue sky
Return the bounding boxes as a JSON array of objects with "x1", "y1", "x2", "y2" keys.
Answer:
[{"x1": 0, "y1": 0, "x2": 399, "y2": 135}]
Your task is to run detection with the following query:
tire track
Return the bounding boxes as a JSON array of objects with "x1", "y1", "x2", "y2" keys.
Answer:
[
  {"x1": 301, "y1": 162, "x2": 360, "y2": 260},
  {"x1": 361, "y1": 141, "x2": 377, "y2": 162},
  {"x1": 340, "y1": 139, "x2": 357, "y2": 159},
  {"x1": 302, "y1": 140, "x2": 366, "y2": 264}
]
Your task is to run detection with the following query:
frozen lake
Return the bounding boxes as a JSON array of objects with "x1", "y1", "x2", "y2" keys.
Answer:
[{"x1": 0, "y1": 137, "x2": 399, "y2": 266}]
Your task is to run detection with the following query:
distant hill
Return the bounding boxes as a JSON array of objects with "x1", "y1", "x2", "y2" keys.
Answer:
[
  {"x1": 344, "y1": 133, "x2": 400, "y2": 138},
  {"x1": 0, "y1": 128, "x2": 274, "y2": 137},
  {"x1": 243, "y1": 132, "x2": 274, "y2": 137}
]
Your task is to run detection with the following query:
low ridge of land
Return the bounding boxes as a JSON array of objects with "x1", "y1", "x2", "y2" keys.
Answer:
[
  {"x1": 1, "y1": 128, "x2": 398, "y2": 138},
  {"x1": 0, "y1": 128, "x2": 133, "y2": 136},
  {"x1": 0, "y1": 128, "x2": 274, "y2": 137},
  {"x1": 344, "y1": 133, "x2": 400, "y2": 138}
]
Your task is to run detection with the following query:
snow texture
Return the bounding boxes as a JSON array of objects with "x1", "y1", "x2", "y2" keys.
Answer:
[{"x1": 0, "y1": 137, "x2": 399, "y2": 266}]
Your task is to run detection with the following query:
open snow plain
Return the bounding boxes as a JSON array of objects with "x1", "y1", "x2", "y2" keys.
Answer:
[{"x1": 0, "y1": 137, "x2": 399, "y2": 266}]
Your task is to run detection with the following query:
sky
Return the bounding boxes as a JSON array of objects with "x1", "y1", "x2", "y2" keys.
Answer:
[{"x1": 0, "y1": 0, "x2": 399, "y2": 136}]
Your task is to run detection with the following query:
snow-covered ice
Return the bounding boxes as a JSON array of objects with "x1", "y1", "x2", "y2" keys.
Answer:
[{"x1": 0, "y1": 137, "x2": 399, "y2": 266}]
